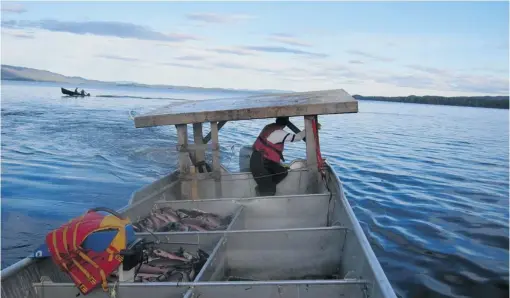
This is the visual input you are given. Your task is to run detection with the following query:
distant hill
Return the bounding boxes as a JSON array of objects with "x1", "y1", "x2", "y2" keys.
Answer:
[
  {"x1": 353, "y1": 94, "x2": 509, "y2": 109},
  {"x1": 2, "y1": 64, "x2": 508, "y2": 108},
  {"x1": 0, "y1": 64, "x2": 289, "y2": 94}
]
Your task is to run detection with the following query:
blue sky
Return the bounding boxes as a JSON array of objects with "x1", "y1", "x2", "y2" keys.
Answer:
[{"x1": 1, "y1": 1, "x2": 508, "y2": 96}]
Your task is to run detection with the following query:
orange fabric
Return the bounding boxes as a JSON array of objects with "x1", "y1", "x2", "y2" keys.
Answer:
[
  {"x1": 253, "y1": 123, "x2": 286, "y2": 163},
  {"x1": 45, "y1": 211, "x2": 127, "y2": 295}
]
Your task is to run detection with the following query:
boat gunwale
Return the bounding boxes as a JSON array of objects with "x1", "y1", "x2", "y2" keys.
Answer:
[
  {"x1": 135, "y1": 226, "x2": 350, "y2": 237},
  {"x1": 325, "y1": 161, "x2": 397, "y2": 298},
  {"x1": 151, "y1": 192, "x2": 330, "y2": 205},
  {"x1": 31, "y1": 278, "x2": 372, "y2": 288}
]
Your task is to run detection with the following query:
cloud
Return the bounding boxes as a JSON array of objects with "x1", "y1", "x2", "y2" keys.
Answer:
[
  {"x1": 186, "y1": 12, "x2": 254, "y2": 24},
  {"x1": 346, "y1": 50, "x2": 394, "y2": 62},
  {"x1": 209, "y1": 47, "x2": 254, "y2": 56},
  {"x1": 162, "y1": 62, "x2": 210, "y2": 70},
  {"x1": 1, "y1": 3, "x2": 26, "y2": 13},
  {"x1": 267, "y1": 33, "x2": 312, "y2": 47},
  {"x1": 212, "y1": 61, "x2": 277, "y2": 74},
  {"x1": 406, "y1": 64, "x2": 448, "y2": 75},
  {"x1": 371, "y1": 67, "x2": 509, "y2": 95},
  {"x1": 96, "y1": 54, "x2": 140, "y2": 62},
  {"x1": 376, "y1": 75, "x2": 436, "y2": 90},
  {"x1": 1, "y1": 29, "x2": 34, "y2": 39},
  {"x1": 1, "y1": 19, "x2": 199, "y2": 42},
  {"x1": 349, "y1": 60, "x2": 364, "y2": 64},
  {"x1": 242, "y1": 45, "x2": 328, "y2": 58},
  {"x1": 446, "y1": 74, "x2": 509, "y2": 94},
  {"x1": 175, "y1": 55, "x2": 206, "y2": 61}
]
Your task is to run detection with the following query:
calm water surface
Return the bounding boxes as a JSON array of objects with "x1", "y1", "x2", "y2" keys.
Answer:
[{"x1": 1, "y1": 81, "x2": 508, "y2": 298}]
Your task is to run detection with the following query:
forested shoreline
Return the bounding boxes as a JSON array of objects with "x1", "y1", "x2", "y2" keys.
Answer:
[{"x1": 353, "y1": 95, "x2": 509, "y2": 109}]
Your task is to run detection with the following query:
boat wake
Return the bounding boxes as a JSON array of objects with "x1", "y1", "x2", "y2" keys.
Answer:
[{"x1": 95, "y1": 94, "x2": 189, "y2": 101}]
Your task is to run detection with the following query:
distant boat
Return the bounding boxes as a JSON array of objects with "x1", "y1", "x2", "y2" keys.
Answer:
[{"x1": 61, "y1": 87, "x2": 90, "y2": 97}]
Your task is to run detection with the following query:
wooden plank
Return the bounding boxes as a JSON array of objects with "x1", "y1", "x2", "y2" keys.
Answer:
[
  {"x1": 134, "y1": 89, "x2": 358, "y2": 128},
  {"x1": 176, "y1": 124, "x2": 189, "y2": 174},
  {"x1": 189, "y1": 166, "x2": 198, "y2": 200},
  {"x1": 203, "y1": 121, "x2": 227, "y2": 144},
  {"x1": 210, "y1": 122, "x2": 222, "y2": 198},
  {"x1": 210, "y1": 122, "x2": 220, "y2": 173},
  {"x1": 176, "y1": 124, "x2": 191, "y2": 200},
  {"x1": 304, "y1": 116, "x2": 319, "y2": 193},
  {"x1": 193, "y1": 123, "x2": 205, "y2": 163},
  {"x1": 176, "y1": 143, "x2": 219, "y2": 152}
]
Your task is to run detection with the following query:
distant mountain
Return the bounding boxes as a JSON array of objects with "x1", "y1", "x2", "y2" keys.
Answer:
[
  {"x1": 0, "y1": 64, "x2": 290, "y2": 94},
  {"x1": 2, "y1": 64, "x2": 508, "y2": 108},
  {"x1": 1, "y1": 64, "x2": 106, "y2": 85}
]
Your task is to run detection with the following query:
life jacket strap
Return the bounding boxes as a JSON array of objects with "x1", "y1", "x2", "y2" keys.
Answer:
[{"x1": 256, "y1": 136, "x2": 285, "y2": 162}]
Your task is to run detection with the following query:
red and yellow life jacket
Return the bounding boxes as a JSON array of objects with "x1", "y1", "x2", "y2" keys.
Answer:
[
  {"x1": 253, "y1": 123, "x2": 286, "y2": 163},
  {"x1": 45, "y1": 210, "x2": 130, "y2": 295}
]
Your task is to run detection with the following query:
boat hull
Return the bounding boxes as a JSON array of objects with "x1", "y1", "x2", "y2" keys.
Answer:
[
  {"x1": 60, "y1": 87, "x2": 90, "y2": 97},
  {"x1": 1, "y1": 162, "x2": 396, "y2": 298}
]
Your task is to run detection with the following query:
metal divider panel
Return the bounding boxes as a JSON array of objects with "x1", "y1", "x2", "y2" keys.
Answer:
[
  {"x1": 239, "y1": 194, "x2": 331, "y2": 229},
  {"x1": 192, "y1": 206, "x2": 244, "y2": 282},
  {"x1": 224, "y1": 227, "x2": 347, "y2": 280},
  {"x1": 187, "y1": 281, "x2": 369, "y2": 298},
  {"x1": 151, "y1": 194, "x2": 331, "y2": 230},
  {"x1": 152, "y1": 198, "x2": 242, "y2": 218},
  {"x1": 136, "y1": 233, "x2": 223, "y2": 254}
]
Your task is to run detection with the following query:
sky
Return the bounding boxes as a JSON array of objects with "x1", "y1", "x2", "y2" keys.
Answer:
[{"x1": 1, "y1": 1, "x2": 509, "y2": 96}]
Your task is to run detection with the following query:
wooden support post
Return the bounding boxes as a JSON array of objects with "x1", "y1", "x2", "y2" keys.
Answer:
[
  {"x1": 193, "y1": 123, "x2": 205, "y2": 164},
  {"x1": 203, "y1": 121, "x2": 227, "y2": 144},
  {"x1": 210, "y1": 121, "x2": 222, "y2": 198},
  {"x1": 304, "y1": 115, "x2": 319, "y2": 193},
  {"x1": 176, "y1": 124, "x2": 191, "y2": 200},
  {"x1": 189, "y1": 165, "x2": 198, "y2": 200}
]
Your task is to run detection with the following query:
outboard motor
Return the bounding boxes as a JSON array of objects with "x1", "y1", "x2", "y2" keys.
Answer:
[{"x1": 239, "y1": 145, "x2": 253, "y2": 172}]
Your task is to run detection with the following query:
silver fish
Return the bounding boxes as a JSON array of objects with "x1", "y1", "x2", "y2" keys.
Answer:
[
  {"x1": 158, "y1": 212, "x2": 179, "y2": 223},
  {"x1": 167, "y1": 270, "x2": 190, "y2": 282},
  {"x1": 197, "y1": 215, "x2": 221, "y2": 229},
  {"x1": 153, "y1": 249, "x2": 188, "y2": 261},
  {"x1": 138, "y1": 264, "x2": 169, "y2": 275},
  {"x1": 136, "y1": 273, "x2": 161, "y2": 279},
  {"x1": 160, "y1": 222, "x2": 189, "y2": 232},
  {"x1": 181, "y1": 218, "x2": 210, "y2": 230},
  {"x1": 149, "y1": 214, "x2": 166, "y2": 230},
  {"x1": 148, "y1": 258, "x2": 187, "y2": 268}
]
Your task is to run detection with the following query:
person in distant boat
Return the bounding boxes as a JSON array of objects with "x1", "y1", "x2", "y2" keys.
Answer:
[
  {"x1": 74, "y1": 87, "x2": 78, "y2": 93},
  {"x1": 250, "y1": 117, "x2": 320, "y2": 196},
  {"x1": 81, "y1": 90, "x2": 85, "y2": 96}
]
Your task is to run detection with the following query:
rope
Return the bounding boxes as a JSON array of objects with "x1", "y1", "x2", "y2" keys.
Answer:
[
  {"x1": 311, "y1": 117, "x2": 326, "y2": 179},
  {"x1": 311, "y1": 116, "x2": 333, "y2": 225}
]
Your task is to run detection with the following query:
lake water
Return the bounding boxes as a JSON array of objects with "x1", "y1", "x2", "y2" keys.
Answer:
[{"x1": 1, "y1": 81, "x2": 508, "y2": 298}]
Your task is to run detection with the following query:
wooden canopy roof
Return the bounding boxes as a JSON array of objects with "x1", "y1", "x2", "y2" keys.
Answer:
[{"x1": 133, "y1": 89, "x2": 358, "y2": 128}]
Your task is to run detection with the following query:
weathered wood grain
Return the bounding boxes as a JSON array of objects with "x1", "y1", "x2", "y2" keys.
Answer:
[{"x1": 134, "y1": 89, "x2": 358, "y2": 127}]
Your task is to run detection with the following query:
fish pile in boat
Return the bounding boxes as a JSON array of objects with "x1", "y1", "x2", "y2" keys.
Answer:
[
  {"x1": 108, "y1": 247, "x2": 209, "y2": 283},
  {"x1": 132, "y1": 207, "x2": 232, "y2": 232}
]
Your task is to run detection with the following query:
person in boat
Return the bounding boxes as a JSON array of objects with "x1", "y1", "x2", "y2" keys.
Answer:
[
  {"x1": 250, "y1": 116, "x2": 320, "y2": 196},
  {"x1": 74, "y1": 87, "x2": 78, "y2": 93},
  {"x1": 81, "y1": 89, "x2": 85, "y2": 96}
]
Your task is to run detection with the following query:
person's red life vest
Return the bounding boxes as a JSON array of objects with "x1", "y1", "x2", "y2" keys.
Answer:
[
  {"x1": 45, "y1": 210, "x2": 130, "y2": 295},
  {"x1": 253, "y1": 123, "x2": 286, "y2": 163}
]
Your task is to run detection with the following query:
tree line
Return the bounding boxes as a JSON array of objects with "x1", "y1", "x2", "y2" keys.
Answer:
[{"x1": 352, "y1": 95, "x2": 509, "y2": 109}]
